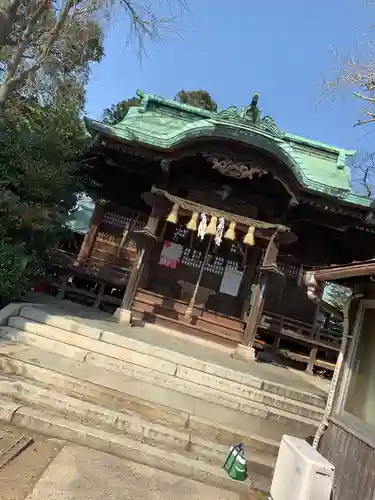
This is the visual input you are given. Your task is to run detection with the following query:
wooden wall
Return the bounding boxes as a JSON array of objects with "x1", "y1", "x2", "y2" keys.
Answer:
[
  {"x1": 83, "y1": 206, "x2": 317, "y2": 326},
  {"x1": 265, "y1": 258, "x2": 317, "y2": 324},
  {"x1": 142, "y1": 220, "x2": 262, "y2": 318},
  {"x1": 319, "y1": 419, "x2": 375, "y2": 500},
  {"x1": 90, "y1": 205, "x2": 147, "y2": 270}
]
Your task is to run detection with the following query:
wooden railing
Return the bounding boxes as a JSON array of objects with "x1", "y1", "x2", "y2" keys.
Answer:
[{"x1": 258, "y1": 310, "x2": 340, "y2": 373}]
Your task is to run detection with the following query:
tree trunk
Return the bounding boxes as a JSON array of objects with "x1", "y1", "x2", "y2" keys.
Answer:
[
  {"x1": 0, "y1": 1, "x2": 48, "y2": 110},
  {"x1": 0, "y1": 83, "x2": 12, "y2": 110},
  {"x1": 0, "y1": 0, "x2": 76, "y2": 110},
  {"x1": 0, "y1": 0, "x2": 22, "y2": 47}
]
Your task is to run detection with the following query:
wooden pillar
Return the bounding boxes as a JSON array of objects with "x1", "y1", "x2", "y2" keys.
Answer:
[
  {"x1": 242, "y1": 273, "x2": 268, "y2": 347},
  {"x1": 119, "y1": 248, "x2": 146, "y2": 312},
  {"x1": 74, "y1": 203, "x2": 105, "y2": 266},
  {"x1": 56, "y1": 275, "x2": 70, "y2": 300},
  {"x1": 113, "y1": 197, "x2": 165, "y2": 324},
  {"x1": 239, "y1": 247, "x2": 262, "y2": 320},
  {"x1": 93, "y1": 282, "x2": 106, "y2": 309},
  {"x1": 185, "y1": 236, "x2": 213, "y2": 318},
  {"x1": 306, "y1": 306, "x2": 322, "y2": 374},
  {"x1": 306, "y1": 347, "x2": 318, "y2": 375},
  {"x1": 235, "y1": 231, "x2": 281, "y2": 361}
]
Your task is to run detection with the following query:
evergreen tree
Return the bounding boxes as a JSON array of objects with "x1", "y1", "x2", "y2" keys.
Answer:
[
  {"x1": 175, "y1": 89, "x2": 218, "y2": 112},
  {"x1": 103, "y1": 89, "x2": 219, "y2": 126}
]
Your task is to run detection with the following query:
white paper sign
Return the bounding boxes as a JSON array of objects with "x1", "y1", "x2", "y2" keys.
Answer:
[
  {"x1": 220, "y1": 267, "x2": 243, "y2": 296},
  {"x1": 159, "y1": 241, "x2": 183, "y2": 269}
]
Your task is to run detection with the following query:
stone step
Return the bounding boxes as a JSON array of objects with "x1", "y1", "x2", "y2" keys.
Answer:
[
  {"x1": 0, "y1": 376, "x2": 275, "y2": 483},
  {"x1": 1, "y1": 323, "x2": 324, "y2": 425},
  {"x1": 0, "y1": 396, "x2": 253, "y2": 495},
  {"x1": 8, "y1": 312, "x2": 326, "y2": 417},
  {"x1": 0, "y1": 343, "x2": 315, "y2": 451},
  {"x1": 17, "y1": 306, "x2": 327, "y2": 410}
]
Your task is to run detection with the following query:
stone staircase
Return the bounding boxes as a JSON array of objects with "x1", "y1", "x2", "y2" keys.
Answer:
[{"x1": 0, "y1": 302, "x2": 327, "y2": 496}]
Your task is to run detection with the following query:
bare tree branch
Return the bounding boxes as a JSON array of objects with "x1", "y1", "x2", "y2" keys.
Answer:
[
  {"x1": 352, "y1": 152, "x2": 375, "y2": 198},
  {"x1": 323, "y1": 25, "x2": 375, "y2": 127},
  {"x1": 0, "y1": 0, "x2": 186, "y2": 109}
]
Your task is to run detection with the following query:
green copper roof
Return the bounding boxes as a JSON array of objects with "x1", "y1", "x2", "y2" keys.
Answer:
[{"x1": 85, "y1": 89, "x2": 372, "y2": 208}]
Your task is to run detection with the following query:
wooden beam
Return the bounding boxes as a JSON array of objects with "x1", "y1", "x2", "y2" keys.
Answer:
[
  {"x1": 242, "y1": 230, "x2": 281, "y2": 348},
  {"x1": 74, "y1": 203, "x2": 105, "y2": 266}
]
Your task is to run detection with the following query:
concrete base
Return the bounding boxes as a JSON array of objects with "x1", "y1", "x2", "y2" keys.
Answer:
[
  {"x1": 113, "y1": 308, "x2": 132, "y2": 324},
  {"x1": 233, "y1": 344, "x2": 256, "y2": 362}
]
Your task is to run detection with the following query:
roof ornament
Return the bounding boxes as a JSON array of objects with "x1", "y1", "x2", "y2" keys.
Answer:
[
  {"x1": 204, "y1": 155, "x2": 268, "y2": 180},
  {"x1": 216, "y1": 92, "x2": 285, "y2": 138}
]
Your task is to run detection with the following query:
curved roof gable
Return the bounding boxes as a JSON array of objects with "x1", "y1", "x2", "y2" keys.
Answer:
[{"x1": 85, "y1": 89, "x2": 371, "y2": 208}]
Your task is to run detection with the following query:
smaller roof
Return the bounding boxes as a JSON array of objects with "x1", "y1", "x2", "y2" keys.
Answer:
[
  {"x1": 66, "y1": 196, "x2": 95, "y2": 235},
  {"x1": 310, "y1": 259, "x2": 375, "y2": 283}
]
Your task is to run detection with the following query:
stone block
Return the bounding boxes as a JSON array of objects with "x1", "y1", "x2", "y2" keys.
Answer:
[
  {"x1": 0, "y1": 303, "x2": 23, "y2": 325},
  {"x1": 233, "y1": 344, "x2": 256, "y2": 362},
  {"x1": 20, "y1": 306, "x2": 103, "y2": 339},
  {"x1": 113, "y1": 308, "x2": 132, "y2": 324},
  {"x1": 0, "y1": 397, "x2": 22, "y2": 423},
  {"x1": 0, "y1": 326, "x2": 88, "y2": 362},
  {"x1": 13, "y1": 407, "x2": 251, "y2": 495}
]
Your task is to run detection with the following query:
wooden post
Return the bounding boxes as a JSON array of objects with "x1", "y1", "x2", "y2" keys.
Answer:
[
  {"x1": 235, "y1": 231, "x2": 281, "y2": 361},
  {"x1": 242, "y1": 273, "x2": 268, "y2": 346},
  {"x1": 185, "y1": 236, "x2": 213, "y2": 318},
  {"x1": 262, "y1": 230, "x2": 280, "y2": 269},
  {"x1": 93, "y1": 282, "x2": 106, "y2": 308},
  {"x1": 119, "y1": 248, "x2": 146, "y2": 311},
  {"x1": 113, "y1": 197, "x2": 165, "y2": 324},
  {"x1": 74, "y1": 203, "x2": 105, "y2": 266},
  {"x1": 306, "y1": 306, "x2": 322, "y2": 374},
  {"x1": 239, "y1": 247, "x2": 262, "y2": 320},
  {"x1": 306, "y1": 347, "x2": 318, "y2": 375},
  {"x1": 56, "y1": 275, "x2": 69, "y2": 300}
]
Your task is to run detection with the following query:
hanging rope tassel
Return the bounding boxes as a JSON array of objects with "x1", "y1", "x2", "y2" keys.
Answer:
[
  {"x1": 198, "y1": 213, "x2": 207, "y2": 240},
  {"x1": 243, "y1": 226, "x2": 255, "y2": 246},
  {"x1": 215, "y1": 217, "x2": 225, "y2": 246},
  {"x1": 186, "y1": 211, "x2": 199, "y2": 231},
  {"x1": 224, "y1": 221, "x2": 236, "y2": 241},
  {"x1": 166, "y1": 204, "x2": 179, "y2": 224},
  {"x1": 206, "y1": 215, "x2": 218, "y2": 236}
]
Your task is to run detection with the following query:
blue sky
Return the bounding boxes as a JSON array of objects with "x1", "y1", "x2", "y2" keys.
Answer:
[{"x1": 86, "y1": 0, "x2": 375, "y2": 157}]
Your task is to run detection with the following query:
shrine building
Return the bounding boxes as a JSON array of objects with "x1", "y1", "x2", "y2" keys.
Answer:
[{"x1": 46, "y1": 89, "x2": 375, "y2": 368}]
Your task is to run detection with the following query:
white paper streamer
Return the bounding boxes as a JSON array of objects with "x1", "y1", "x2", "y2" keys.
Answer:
[
  {"x1": 215, "y1": 217, "x2": 225, "y2": 246},
  {"x1": 198, "y1": 213, "x2": 207, "y2": 240}
]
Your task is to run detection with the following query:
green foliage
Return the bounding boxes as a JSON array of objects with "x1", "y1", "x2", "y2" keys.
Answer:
[
  {"x1": 0, "y1": 97, "x2": 91, "y2": 300},
  {"x1": 103, "y1": 97, "x2": 141, "y2": 125},
  {"x1": 175, "y1": 89, "x2": 218, "y2": 112},
  {"x1": 102, "y1": 89, "x2": 219, "y2": 126}
]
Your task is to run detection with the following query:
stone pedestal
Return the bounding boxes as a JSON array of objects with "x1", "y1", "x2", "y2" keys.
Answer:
[
  {"x1": 113, "y1": 308, "x2": 132, "y2": 324},
  {"x1": 233, "y1": 343, "x2": 256, "y2": 362}
]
